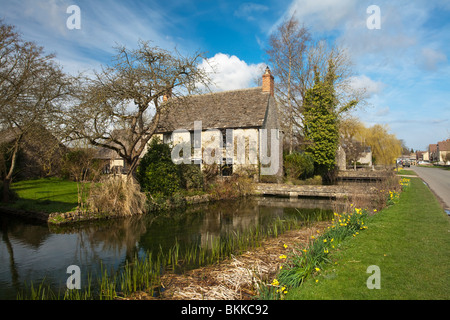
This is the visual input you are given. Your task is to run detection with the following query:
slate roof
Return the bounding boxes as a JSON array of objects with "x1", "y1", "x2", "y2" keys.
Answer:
[
  {"x1": 156, "y1": 87, "x2": 271, "y2": 133},
  {"x1": 94, "y1": 147, "x2": 119, "y2": 160}
]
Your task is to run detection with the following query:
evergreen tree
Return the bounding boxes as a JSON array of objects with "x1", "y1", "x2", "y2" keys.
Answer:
[{"x1": 303, "y1": 62, "x2": 340, "y2": 177}]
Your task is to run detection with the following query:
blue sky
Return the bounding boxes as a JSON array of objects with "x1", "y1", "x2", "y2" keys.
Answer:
[{"x1": 1, "y1": 0, "x2": 449, "y2": 151}]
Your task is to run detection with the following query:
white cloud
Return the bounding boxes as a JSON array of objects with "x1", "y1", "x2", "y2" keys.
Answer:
[
  {"x1": 375, "y1": 106, "x2": 390, "y2": 117},
  {"x1": 276, "y1": 0, "x2": 358, "y2": 32},
  {"x1": 234, "y1": 2, "x2": 269, "y2": 21},
  {"x1": 418, "y1": 48, "x2": 447, "y2": 71},
  {"x1": 348, "y1": 75, "x2": 385, "y2": 98},
  {"x1": 198, "y1": 53, "x2": 266, "y2": 91}
]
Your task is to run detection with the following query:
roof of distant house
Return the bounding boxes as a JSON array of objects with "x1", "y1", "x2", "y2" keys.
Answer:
[{"x1": 438, "y1": 139, "x2": 450, "y2": 151}]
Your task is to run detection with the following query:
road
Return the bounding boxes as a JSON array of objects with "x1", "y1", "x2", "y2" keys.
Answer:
[{"x1": 410, "y1": 166, "x2": 450, "y2": 212}]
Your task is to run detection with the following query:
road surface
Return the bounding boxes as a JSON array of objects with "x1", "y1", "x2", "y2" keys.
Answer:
[{"x1": 410, "y1": 166, "x2": 450, "y2": 212}]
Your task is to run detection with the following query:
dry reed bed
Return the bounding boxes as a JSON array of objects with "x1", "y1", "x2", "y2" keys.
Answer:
[{"x1": 127, "y1": 221, "x2": 331, "y2": 300}]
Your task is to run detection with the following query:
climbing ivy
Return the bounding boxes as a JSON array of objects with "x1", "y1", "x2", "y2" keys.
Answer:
[{"x1": 303, "y1": 61, "x2": 356, "y2": 178}]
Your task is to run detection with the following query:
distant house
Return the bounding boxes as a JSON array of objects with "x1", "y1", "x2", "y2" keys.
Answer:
[
  {"x1": 154, "y1": 67, "x2": 284, "y2": 179},
  {"x1": 0, "y1": 127, "x2": 67, "y2": 180},
  {"x1": 437, "y1": 139, "x2": 450, "y2": 164},
  {"x1": 94, "y1": 147, "x2": 127, "y2": 174},
  {"x1": 356, "y1": 146, "x2": 373, "y2": 167},
  {"x1": 416, "y1": 150, "x2": 429, "y2": 162}
]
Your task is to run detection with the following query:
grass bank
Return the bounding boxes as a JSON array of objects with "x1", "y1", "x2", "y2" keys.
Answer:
[
  {"x1": 285, "y1": 177, "x2": 449, "y2": 300},
  {"x1": 7, "y1": 178, "x2": 80, "y2": 213}
]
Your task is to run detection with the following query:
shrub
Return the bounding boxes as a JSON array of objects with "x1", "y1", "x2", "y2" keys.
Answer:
[
  {"x1": 136, "y1": 138, "x2": 181, "y2": 197},
  {"x1": 208, "y1": 175, "x2": 254, "y2": 201},
  {"x1": 179, "y1": 164, "x2": 204, "y2": 191},
  {"x1": 284, "y1": 152, "x2": 314, "y2": 180},
  {"x1": 61, "y1": 149, "x2": 102, "y2": 182},
  {"x1": 87, "y1": 176, "x2": 148, "y2": 216}
]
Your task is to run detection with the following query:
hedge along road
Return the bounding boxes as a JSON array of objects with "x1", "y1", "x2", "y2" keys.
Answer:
[{"x1": 410, "y1": 166, "x2": 450, "y2": 213}]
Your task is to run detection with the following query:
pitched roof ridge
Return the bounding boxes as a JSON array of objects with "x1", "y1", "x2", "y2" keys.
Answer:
[{"x1": 190, "y1": 86, "x2": 263, "y2": 98}]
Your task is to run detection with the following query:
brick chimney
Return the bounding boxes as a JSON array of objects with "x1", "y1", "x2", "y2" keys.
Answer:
[
  {"x1": 163, "y1": 91, "x2": 171, "y2": 102},
  {"x1": 163, "y1": 88, "x2": 172, "y2": 102},
  {"x1": 262, "y1": 66, "x2": 274, "y2": 96}
]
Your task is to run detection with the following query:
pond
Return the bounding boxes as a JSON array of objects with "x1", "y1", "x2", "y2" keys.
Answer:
[{"x1": 0, "y1": 196, "x2": 341, "y2": 300}]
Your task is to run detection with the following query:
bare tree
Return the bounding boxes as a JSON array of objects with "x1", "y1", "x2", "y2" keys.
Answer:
[
  {"x1": 267, "y1": 16, "x2": 310, "y2": 153},
  {"x1": 64, "y1": 41, "x2": 210, "y2": 176},
  {"x1": 266, "y1": 16, "x2": 362, "y2": 153},
  {"x1": 0, "y1": 22, "x2": 70, "y2": 202}
]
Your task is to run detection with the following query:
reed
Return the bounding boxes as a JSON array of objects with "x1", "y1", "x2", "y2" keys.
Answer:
[{"x1": 17, "y1": 207, "x2": 332, "y2": 300}]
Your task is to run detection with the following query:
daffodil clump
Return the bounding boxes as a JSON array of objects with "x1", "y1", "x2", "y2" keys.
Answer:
[
  {"x1": 385, "y1": 177, "x2": 409, "y2": 205},
  {"x1": 386, "y1": 190, "x2": 400, "y2": 205},
  {"x1": 273, "y1": 207, "x2": 370, "y2": 293},
  {"x1": 399, "y1": 177, "x2": 411, "y2": 190}
]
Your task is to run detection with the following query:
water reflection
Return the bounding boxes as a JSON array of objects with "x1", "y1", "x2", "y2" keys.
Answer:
[{"x1": 0, "y1": 196, "x2": 339, "y2": 299}]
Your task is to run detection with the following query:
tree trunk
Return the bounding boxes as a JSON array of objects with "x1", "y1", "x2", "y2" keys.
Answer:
[
  {"x1": 2, "y1": 136, "x2": 21, "y2": 203},
  {"x1": 2, "y1": 178, "x2": 11, "y2": 203}
]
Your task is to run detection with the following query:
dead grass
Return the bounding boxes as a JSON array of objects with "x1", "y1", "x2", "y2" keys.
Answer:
[
  {"x1": 87, "y1": 176, "x2": 148, "y2": 216},
  {"x1": 125, "y1": 221, "x2": 331, "y2": 300}
]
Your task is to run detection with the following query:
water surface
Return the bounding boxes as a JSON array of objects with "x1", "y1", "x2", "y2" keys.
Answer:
[{"x1": 0, "y1": 197, "x2": 339, "y2": 299}]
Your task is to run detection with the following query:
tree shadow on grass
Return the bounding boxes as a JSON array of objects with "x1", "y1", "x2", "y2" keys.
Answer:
[{"x1": 3, "y1": 197, "x2": 77, "y2": 214}]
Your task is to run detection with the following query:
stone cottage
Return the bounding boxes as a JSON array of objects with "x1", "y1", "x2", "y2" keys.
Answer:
[
  {"x1": 437, "y1": 139, "x2": 450, "y2": 164},
  {"x1": 154, "y1": 67, "x2": 284, "y2": 179}
]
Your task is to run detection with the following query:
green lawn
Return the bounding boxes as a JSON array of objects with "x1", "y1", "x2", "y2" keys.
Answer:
[
  {"x1": 286, "y1": 177, "x2": 450, "y2": 300},
  {"x1": 7, "y1": 178, "x2": 81, "y2": 213}
]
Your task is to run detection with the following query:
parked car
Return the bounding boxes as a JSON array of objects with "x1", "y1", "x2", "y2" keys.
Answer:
[{"x1": 402, "y1": 160, "x2": 410, "y2": 167}]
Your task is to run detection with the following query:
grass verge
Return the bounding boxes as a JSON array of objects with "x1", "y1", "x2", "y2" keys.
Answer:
[
  {"x1": 395, "y1": 169, "x2": 417, "y2": 176},
  {"x1": 284, "y1": 177, "x2": 449, "y2": 300}
]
